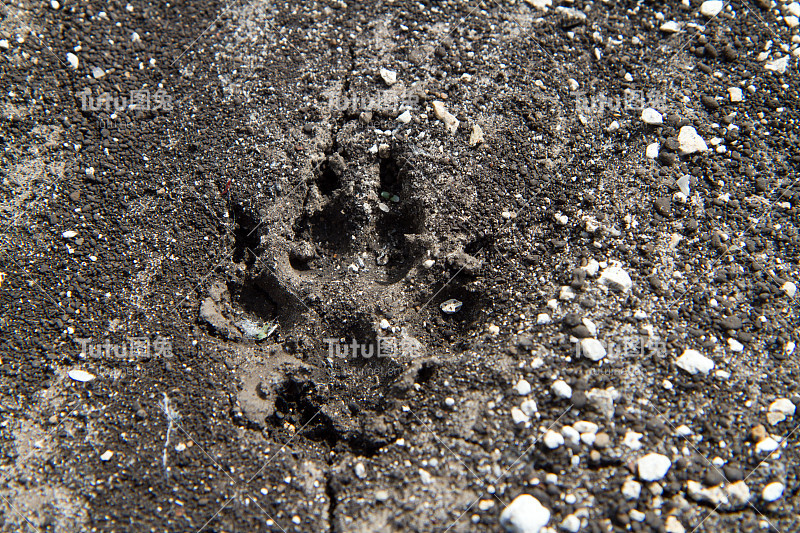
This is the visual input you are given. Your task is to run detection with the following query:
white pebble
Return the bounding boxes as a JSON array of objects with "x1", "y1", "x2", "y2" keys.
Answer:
[
  {"x1": 579, "y1": 338, "x2": 606, "y2": 361},
  {"x1": 500, "y1": 494, "x2": 550, "y2": 533},
  {"x1": 560, "y1": 514, "x2": 581, "y2": 532},
  {"x1": 100, "y1": 450, "x2": 113, "y2": 461},
  {"x1": 573, "y1": 421, "x2": 598, "y2": 434},
  {"x1": 66, "y1": 52, "x2": 79, "y2": 69},
  {"x1": 512, "y1": 408, "x2": 530, "y2": 425},
  {"x1": 728, "y1": 87, "x2": 743, "y2": 102},
  {"x1": 677, "y1": 126, "x2": 708, "y2": 154},
  {"x1": 68, "y1": 369, "x2": 95, "y2": 382},
  {"x1": 537, "y1": 313, "x2": 552, "y2": 325},
  {"x1": 646, "y1": 142, "x2": 660, "y2": 159},
  {"x1": 641, "y1": 108, "x2": 663, "y2": 125},
  {"x1": 622, "y1": 479, "x2": 642, "y2": 500},
  {"x1": 622, "y1": 431, "x2": 643, "y2": 450},
  {"x1": 675, "y1": 349, "x2": 715, "y2": 375},
  {"x1": 551, "y1": 380, "x2": 572, "y2": 399},
  {"x1": 700, "y1": 0, "x2": 724, "y2": 17},
  {"x1": 515, "y1": 379, "x2": 532, "y2": 396},
  {"x1": 762, "y1": 482, "x2": 784, "y2": 502},
  {"x1": 781, "y1": 281, "x2": 796, "y2": 298},
  {"x1": 637, "y1": 453, "x2": 671, "y2": 481},
  {"x1": 598, "y1": 265, "x2": 633, "y2": 292},
  {"x1": 379, "y1": 67, "x2": 397, "y2": 86},
  {"x1": 543, "y1": 430, "x2": 564, "y2": 449},
  {"x1": 756, "y1": 437, "x2": 779, "y2": 453}
]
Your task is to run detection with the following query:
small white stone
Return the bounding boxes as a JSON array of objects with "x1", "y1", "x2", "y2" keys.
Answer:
[
  {"x1": 422, "y1": 259, "x2": 435, "y2": 269},
  {"x1": 675, "y1": 425, "x2": 693, "y2": 437},
  {"x1": 599, "y1": 266, "x2": 633, "y2": 292},
  {"x1": 630, "y1": 509, "x2": 646, "y2": 522},
  {"x1": 660, "y1": 21, "x2": 681, "y2": 33},
  {"x1": 622, "y1": 431, "x2": 643, "y2": 450},
  {"x1": 728, "y1": 87, "x2": 743, "y2": 102},
  {"x1": 91, "y1": 66, "x2": 105, "y2": 79},
  {"x1": 767, "y1": 398, "x2": 795, "y2": 425},
  {"x1": 68, "y1": 369, "x2": 95, "y2": 382},
  {"x1": 762, "y1": 482, "x2": 784, "y2": 502},
  {"x1": 379, "y1": 67, "x2": 397, "y2": 86},
  {"x1": 789, "y1": 2, "x2": 800, "y2": 17},
  {"x1": 444, "y1": 397, "x2": 456, "y2": 408},
  {"x1": 700, "y1": 0, "x2": 724, "y2": 17},
  {"x1": 665, "y1": 516, "x2": 685, "y2": 533},
  {"x1": 755, "y1": 437, "x2": 779, "y2": 453},
  {"x1": 678, "y1": 126, "x2": 708, "y2": 154},
  {"x1": 580, "y1": 338, "x2": 606, "y2": 361},
  {"x1": 487, "y1": 324, "x2": 500, "y2": 335},
  {"x1": 559, "y1": 286, "x2": 576, "y2": 301},
  {"x1": 50, "y1": 0, "x2": 60, "y2": 9},
  {"x1": 537, "y1": 313, "x2": 552, "y2": 325},
  {"x1": 397, "y1": 110, "x2": 412, "y2": 124},
  {"x1": 543, "y1": 430, "x2": 565, "y2": 449},
  {"x1": 551, "y1": 380, "x2": 572, "y2": 399},
  {"x1": 582, "y1": 318, "x2": 597, "y2": 337},
  {"x1": 469, "y1": 124, "x2": 485, "y2": 146},
  {"x1": 100, "y1": 450, "x2": 114, "y2": 461},
  {"x1": 675, "y1": 349, "x2": 715, "y2": 375},
  {"x1": 765, "y1": 56, "x2": 789, "y2": 74},
  {"x1": 567, "y1": 78, "x2": 579, "y2": 91},
  {"x1": 431, "y1": 101, "x2": 459, "y2": 134},
  {"x1": 561, "y1": 426, "x2": 580, "y2": 445},
  {"x1": 380, "y1": 319, "x2": 390, "y2": 330},
  {"x1": 637, "y1": 453, "x2": 671, "y2": 481},
  {"x1": 354, "y1": 462, "x2": 366, "y2": 479},
  {"x1": 580, "y1": 433, "x2": 596, "y2": 446},
  {"x1": 646, "y1": 142, "x2": 660, "y2": 159},
  {"x1": 786, "y1": 15, "x2": 799, "y2": 28},
  {"x1": 521, "y1": 399, "x2": 538, "y2": 417},
  {"x1": 512, "y1": 407, "x2": 530, "y2": 425},
  {"x1": 573, "y1": 421, "x2": 599, "y2": 434},
  {"x1": 583, "y1": 259, "x2": 600, "y2": 277},
  {"x1": 560, "y1": 514, "x2": 581, "y2": 532},
  {"x1": 62, "y1": 230, "x2": 78, "y2": 239},
  {"x1": 781, "y1": 281, "x2": 797, "y2": 298},
  {"x1": 0, "y1": 40, "x2": 9, "y2": 50},
  {"x1": 641, "y1": 108, "x2": 663, "y2": 125},
  {"x1": 728, "y1": 338, "x2": 744, "y2": 352},
  {"x1": 500, "y1": 494, "x2": 550, "y2": 533},
  {"x1": 607, "y1": 120, "x2": 620, "y2": 132},
  {"x1": 66, "y1": 52, "x2": 79, "y2": 69},
  {"x1": 622, "y1": 479, "x2": 642, "y2": 500},
  {"x1": 515, "y1": 379, "x2": 532, "y2": 396}
]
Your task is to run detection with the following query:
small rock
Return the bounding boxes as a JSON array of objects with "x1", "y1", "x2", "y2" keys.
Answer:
[
  {"x1": 579, "y1": 338, "x2": 606, "y2": 361},
  {"x1": 431, "y1": 101, "x2": 459, "y2": 134},
  {"x1": 68, "y1": 369, "x2": 95, "y2": 382},
  {"x1": 762, "y1": 482, "x2": 784, "y2": 502},
  {"x1": 512, "y1": 408, "x2": 530, "y2": 425},
  {"x1": 380, "y1": 67, "x2": 397, "y2": 86},
  {"x1": 728, "y1": 87, "x2": 743, "y2": 102},
  {"x1": 755, "y1": 437, "x2": 779, "y2": 454},
  {"x1": 499, "y1": 494, "x2": 550, "y2": 533},
  {"x1": 543, "y1": 430, "x2": 565, "y2": 449},
  {"x1": 767, "y1": 398, "x2": 795, "y2": 425},
  {"x1": 100, "y1": 450, "x2": 114, "y2": 461},
  {"x1": 678, "y1": 126, "x2": 708, "y2": 154},
  {"x1": 440, "y1": 299, "x2": 463, "y2": 314},
  {"x1": 701, "y1": 95, "x2": 720, "y2": 110},
  {"x1": 764, "y1": 56, "x2": 789, "y2": 74},
  {"x1": 677, "y1": 175, "x2": 691, "y2": 196},
  {"x1": 599, "y1": 265, "x2": 633, "y2": 292},
  {"x1": 781, "y1": 281, "x2": 797, "y2": 298},
  {"x1": 675, "y1": 349, "x2": 714, "y2": 375},
  {"x1": 62, "y1": 230, "x2": 78, "y2": 239},
  {"x1": 622, "y1": 479, "x2": 642, "y2": 500},
  {"x1": 660, "y1": 21, "x2": 681, "y2": 33},
  {"x1": 622, "y1": 431, "x2": 643, "y2": 450},
  {"x1": 641, "y1": 108, "x2": 663, "y2": 125},
  {"x1": 700, "y1": 0, "x2": 724, "y2": 17},
  {"x1": 354, "y1": 462, "x2": 366, "y2": 479},
  {"x1": 515, "y1": 379, "x2": 532, "y2": 396},
  {"x1": 551, "y1": 380, "x2": 572, "y2": 399},
  {"x1": 646, "y1": 142, "x2": 660, "y2": 159},
  {"x1": 665, "y1": 515, "x2": 685, "y2": 533},
  {"x1": 397, "y1": 110, "x2": 412, "y2": 124},
  {"x1": 66, "y1": 52, "x2": 79, "y2": 69},
  {"x1": 560, "y1": 514, "x2": 581, "y2": 533},
  {"x1": 469, "y1": 124, "x2": 485, "y2": 146},
  {"x1": 637, "y1": 453, "x2": 672, "y2": 481}
]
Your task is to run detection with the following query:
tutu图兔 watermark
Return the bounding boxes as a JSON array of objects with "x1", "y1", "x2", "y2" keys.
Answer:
[
  {"x1": 75, "y1": 335, "x2": 173, "y2": 360},
  {"x1": 78, "y1": 87, "x2": 173, "y2": 113},
  {"x1": 576, "y1": 335, "x2": 667, "y2": 360},
  {"x1": 574, "y1": 89, "x2": 665, "y2": 116},
  {"x1": 324, "y1": 336, "x2": 422, "y2": 359}
]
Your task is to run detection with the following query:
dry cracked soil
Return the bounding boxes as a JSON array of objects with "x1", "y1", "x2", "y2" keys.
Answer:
[{"x1": 1, "y1": 0, "x2": 800, "y2": 532}]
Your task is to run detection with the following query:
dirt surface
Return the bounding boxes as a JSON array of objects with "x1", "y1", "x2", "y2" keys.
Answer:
[{"x1": 1, "y1": 0, "x2": 800, "y2": 531}]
